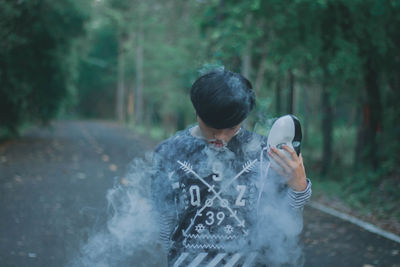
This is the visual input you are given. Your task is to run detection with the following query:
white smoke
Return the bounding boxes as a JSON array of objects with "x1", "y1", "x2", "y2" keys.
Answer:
[
  {"x1": 69, "y1": 154, "x2": 166, "y2": 267},
  {"x1": 253, "y1": 162, "x2": 305, "y2": 266},
  {"x1": 71, "y1": 123, "x2": 306, "y2": 266}
]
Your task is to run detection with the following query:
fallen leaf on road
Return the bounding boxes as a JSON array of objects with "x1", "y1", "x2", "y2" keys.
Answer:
[
  {"x1": 109, "y1": 164, "x2": 117, "y2": 171},
  {"x1": 102, "y1": 154, "x2": 110, "y2": 162},
  {"x1": 120, "y1": 177, "x2": 128, "y2": 185},
  {"x1": 77, "y1": 172, "x2": 86, "y2": 179},
  {"x1": 14, "y1": 175, "x2": 23, "y2": 183},
  {"x1": 363, "y1": 265, "x2": 375, "y2": 267}
]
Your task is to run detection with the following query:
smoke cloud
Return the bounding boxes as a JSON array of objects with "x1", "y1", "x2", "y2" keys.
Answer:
[
  {"x1": 71, "y1": 121, "x2": 306, "y2": 266},
  {"x1": 69, "y1": 155, "x2": 166, "y2": 267}
]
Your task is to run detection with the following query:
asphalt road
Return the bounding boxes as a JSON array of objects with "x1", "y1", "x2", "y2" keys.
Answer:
[{"x1": 0, "y1": 120, "x2": 399, "y2": 267}]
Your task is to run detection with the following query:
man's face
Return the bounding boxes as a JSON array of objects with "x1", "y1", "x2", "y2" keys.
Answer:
[{"x1": 197, "y1": 116, "x2": 241, "y2": 148}]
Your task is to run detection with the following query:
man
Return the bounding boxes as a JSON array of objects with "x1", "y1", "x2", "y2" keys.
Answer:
[{"x1": 151, "y1": 69, "x2": 311, "y2": 266}]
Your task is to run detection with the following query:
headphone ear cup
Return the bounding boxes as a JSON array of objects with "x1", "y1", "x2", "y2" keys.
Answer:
[
  {"x1": 289, "y1": 115, "x2": 302, "y2": 156},
  {"x1": 292, "y1": 141, "x2": 301, "y2": 156}
]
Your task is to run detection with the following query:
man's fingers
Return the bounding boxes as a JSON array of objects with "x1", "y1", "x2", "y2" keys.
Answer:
[
  {"x1": 271, "y1": 146, "x2": 295, "y2": 169},
  {"x1": 282, "y1": 145, "x2": 298, "y2": 161},
  {"x1": 299, "y1": 154, "x2": 304, "y2": 164},
  {"x1": 268, "y1": 149, "x2": 290, "y2": 173}
]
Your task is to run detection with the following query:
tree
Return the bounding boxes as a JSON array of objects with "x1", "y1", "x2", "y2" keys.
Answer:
[{"x1": 0, "y1": 0, "x2": 87, "y2": 135}]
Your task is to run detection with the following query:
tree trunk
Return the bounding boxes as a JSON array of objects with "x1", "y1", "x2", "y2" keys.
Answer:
[
  {"x1": 241, "y1": 40, "x2": 252, "y2": 79},
  {"x1": 135, "y1": 28, "x2": 144, "y2": 124},
  {"x1": 302, "y1": 84, "x2": 308, "y2": 145},
  {"x1": 254, "y1": 49, "x2": 268, "y2": 95},
  {"x1": 386, "y1": 70, "x2": 400, "y2": 169},
  {"x1": 355, "y1": 58, "x2": 382, "y2": 170},
  {"x1": 287, "y1": 70, "x2": 295, "y2": 114},
  {"x1": 127, "y1": 31, "x2": 136, "y2": 124},
  {"x1": 241, "y1": 15, "x2": 252, "y2": 79},
  {"x1": 321, "y1": 84, "x2": 333, "y2": 176},
  {"x1": 127, "y1": 87, "x2": 134, "y2": 123},
  {"x1": 275, "y1": 78, "x2": 282, "y2": 116},
  {"x1": 116, "y1": 37, "x2": 126, "y2": 122}
]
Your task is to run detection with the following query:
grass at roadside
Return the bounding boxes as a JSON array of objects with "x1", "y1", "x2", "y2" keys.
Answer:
[
  {"x1": 311, "y1": 173, "x2": 400, "y2": 235},
  {"x1": 0, "y1": 122, "x2": 36, "y2": 143}
]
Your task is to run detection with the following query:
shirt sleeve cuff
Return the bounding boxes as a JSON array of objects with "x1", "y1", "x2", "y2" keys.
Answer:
[
  {"x1": 291, "y1": 178, "x2": 312, "y2": 194},
  {"x1": 287, "y1": 178, "x2": 312, "y2": 209}
]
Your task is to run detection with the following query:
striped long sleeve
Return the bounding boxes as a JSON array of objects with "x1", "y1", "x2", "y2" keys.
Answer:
[
  {"x1": 158, "y1": 213, "x2": 176, "y2": 252},
  {"x1": 287, "y1": 178, "x2": 312, "y2": 209},
  {"x1": 151, "y1": 147, "x2": 177, "y2": 253}
]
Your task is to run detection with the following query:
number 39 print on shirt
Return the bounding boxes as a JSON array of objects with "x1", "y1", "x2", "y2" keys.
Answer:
[{"x1": 177, "y1": 159, "x2": 258, "y2": 250}]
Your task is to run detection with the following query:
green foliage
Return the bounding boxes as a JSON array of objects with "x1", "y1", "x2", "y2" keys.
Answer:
[
  {"x1": 0, "y1": 0, "x2": 87, "y2": 135},
  {"x1": 324, "y1": 168, "x2": 400, "y2": 220},
  {"x1": 75, "y1": 17, "x2": 119, "y2": 118},
  {"x1": 74, "y1": 0, "x2": 208, "y2": 129},
  {"x1": 2, "y1": 0, "x2": 399, "y2": 220},
  {"x1": 251, "y1": 97, "x2": 274, "y2": 136}
]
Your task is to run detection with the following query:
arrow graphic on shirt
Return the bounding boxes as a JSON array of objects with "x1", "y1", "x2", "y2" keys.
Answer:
[{"x1": 177, "y1": 159, "x2": 257, "y2": 235}]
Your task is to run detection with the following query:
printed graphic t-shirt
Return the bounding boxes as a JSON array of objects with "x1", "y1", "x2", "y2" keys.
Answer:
[{"x1": 151, "y1": 126, "x2": 311, "y2": 266}]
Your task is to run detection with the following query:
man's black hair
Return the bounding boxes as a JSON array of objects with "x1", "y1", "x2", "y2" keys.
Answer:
[{"x1": 190, "y1": 69, "x2": 255, "y2": 129}]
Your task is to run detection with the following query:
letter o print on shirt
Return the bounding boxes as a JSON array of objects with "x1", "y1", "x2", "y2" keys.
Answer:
[{"x1": 189, "y1": 185, "x2": 201, "y2": 206}]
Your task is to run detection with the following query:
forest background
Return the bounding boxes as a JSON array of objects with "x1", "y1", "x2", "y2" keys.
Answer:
[{"x1": 1, "y1": 0, "x2": 399, "y2": 228}]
